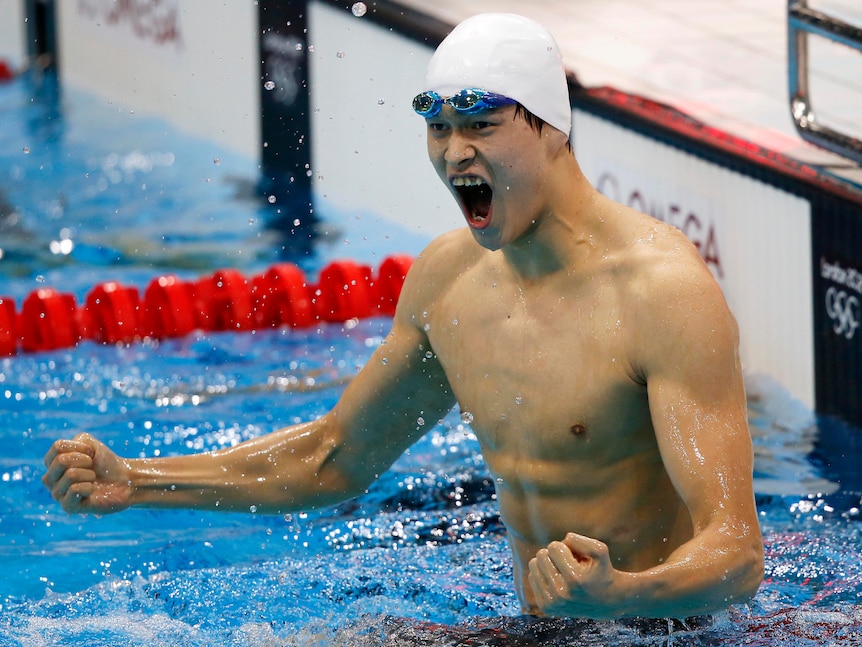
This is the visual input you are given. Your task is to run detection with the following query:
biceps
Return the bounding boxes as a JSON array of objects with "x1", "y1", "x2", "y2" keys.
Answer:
[
  {"x1": 333, "y1": 325, "x2": 455, "y2": 467},
  {"x1": 647, "y1": 377, "x2": 754, "y2": 520}
]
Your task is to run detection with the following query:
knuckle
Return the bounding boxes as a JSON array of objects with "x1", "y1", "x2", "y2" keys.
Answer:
[{"x1": 51, "y1": 484, "x2": 65, "y2": 503}]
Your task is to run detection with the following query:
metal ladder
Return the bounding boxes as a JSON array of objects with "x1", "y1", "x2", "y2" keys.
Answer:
[{"x1": 788, "y1": 1, "x2": 862, "y2": 164}]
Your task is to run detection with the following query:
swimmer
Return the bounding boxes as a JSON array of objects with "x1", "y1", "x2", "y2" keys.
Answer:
[{"x1": 42, "y1": 13, "x2": 764, "y2": 620}]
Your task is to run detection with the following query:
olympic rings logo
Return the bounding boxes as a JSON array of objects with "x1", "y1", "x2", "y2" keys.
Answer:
[{"x1": 825, "y1": 287, "x2": 860, "y2": 340}]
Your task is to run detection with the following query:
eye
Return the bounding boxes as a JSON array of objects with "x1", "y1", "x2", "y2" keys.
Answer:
[
  {"x1": 427, "y1": 121, "x2": 449, "y2": 133},
  {"x1": 467, "y1": 113, "x2": 502, "y2": 130}
]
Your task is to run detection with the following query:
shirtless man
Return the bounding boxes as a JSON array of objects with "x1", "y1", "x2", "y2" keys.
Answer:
[{"x1": 42, "y1": 13, "x2": 763, "y2": 620}]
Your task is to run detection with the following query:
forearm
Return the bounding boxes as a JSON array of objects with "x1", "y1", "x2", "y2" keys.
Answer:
[
  {"x1": 127, "y1": 418, "x2": 363, "y2": 514},
  {"x1": 617, "y1": 533, "x2": 764, "y2": 618}
]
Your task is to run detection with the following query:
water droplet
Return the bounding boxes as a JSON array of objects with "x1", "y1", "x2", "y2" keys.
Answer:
[
  {"x1": 351, "y1": 2, "x2": 367, "y2": 17},
  {"x1": 460, "y1": 411, "x2": 474, "y2": 424},
  {"x1": 451, "y1": 319, "x2": 459, "y2": 326},
  {"x1": 264, "y1": 80, "x2": 275, "y2": 91},
  {"x1": 423, "y1": 323, "x2": 431, "y2": 331},
  {"x1": 381, "y1": 358, "x2": 388, "y2": 365},
  {"x1": 424, "y1": 351, "x2": 433, "y2": 359},
  {"x1": 268, "y1": 195, "x2": 277, "y2": 204},
  {"x1": 213, "y1": 157, "x2": 221, "y2": 165},
  {"x1": 514, "y1": 396, "x2": 523, "y2": 405},
  {"x1": 417, "y1": 417, "x2": 425, "y2": 426},
  {"x1": 22, "y1": 146, "x2": 30, "y2": 154},
  {"x1": 336, "y1": 50, "x2": 345, "y2": 59},
  {"x1": 250, "y1": 505, "x2": 258, "y2": 513},
  {"x1": 377, "y1": 98, "x2": 385, "y2": 105},
  {"x1": 293, "y1": 218, "x2": 301, "y2": 227}
]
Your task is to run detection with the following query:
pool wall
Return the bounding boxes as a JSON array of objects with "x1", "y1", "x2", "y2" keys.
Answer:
[
  {"x1": 2, "y1": 0, "x2": 861, "y2": 426},
  {"x1": 306, "y1": 1, "x2": 461, "y2": 237},
  {"x1": 14, "y1": 1, "x2": 261, "y2": 158},
  {"x1": 0, "y1": 0, "x2": 25, "y2": 70}
]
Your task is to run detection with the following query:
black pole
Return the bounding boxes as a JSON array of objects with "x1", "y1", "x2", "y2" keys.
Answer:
[
  {"x1": 25, "y1": 0, "x2": 59, "y2": 74},
  {"x1": 258, "y1": 0, "x2": 314, "y2": 227}
]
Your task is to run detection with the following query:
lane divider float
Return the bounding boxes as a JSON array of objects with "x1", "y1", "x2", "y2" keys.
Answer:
[
  {"x1": 0, "y1": 255, "x2": 413, "y2": 356},
  {"x1": 0, "y1": 60, "x2": 14, "y2": 83}
]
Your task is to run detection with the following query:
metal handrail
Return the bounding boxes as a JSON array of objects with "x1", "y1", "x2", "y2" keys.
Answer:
[{"x1": 788, "y1": 1, "x2": 862, "y2": 164}]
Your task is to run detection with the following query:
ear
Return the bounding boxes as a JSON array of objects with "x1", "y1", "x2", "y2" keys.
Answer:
[{"x1": 543, "y1": 126, "x2": 571, "y2": 158}]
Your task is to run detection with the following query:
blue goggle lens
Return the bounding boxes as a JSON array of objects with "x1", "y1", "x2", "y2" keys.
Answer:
[{"x1": 412, "y1": 89, "x2": 516, "y2": 118}]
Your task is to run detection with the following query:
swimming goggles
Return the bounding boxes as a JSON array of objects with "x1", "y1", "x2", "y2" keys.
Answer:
[{"x1": 412, "y1": 89, "x2": 517, "y2": 118}]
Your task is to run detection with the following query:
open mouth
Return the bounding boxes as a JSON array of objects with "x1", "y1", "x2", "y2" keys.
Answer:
[{"x1": 451, "y1": 176, "x2": 492, "y2": 229}]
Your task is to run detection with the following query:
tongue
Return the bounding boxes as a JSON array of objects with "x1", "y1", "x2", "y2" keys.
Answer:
[{"x1": 463, "y1": 184, "x2": 492, "y2": 223}]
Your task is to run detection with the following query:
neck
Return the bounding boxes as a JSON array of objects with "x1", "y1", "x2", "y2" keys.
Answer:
[{"x1": 502, "y1": 159, "x2": 598, "y2": 283}]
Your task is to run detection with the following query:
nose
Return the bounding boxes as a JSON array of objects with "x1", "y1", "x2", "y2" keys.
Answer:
[{"x1": 444, "y1": 132, "x2": 475, "y2": 169}]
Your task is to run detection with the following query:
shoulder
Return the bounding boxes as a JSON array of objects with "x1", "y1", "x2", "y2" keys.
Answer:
[
  {"x1": 619, "y1": 213, "x2": 739, "y2": 377},
  {"x1": 620, "y1": 211, "x2": 724, "y2": 307},
  {"x1": 394, "y1": 228, "x2": 483, "y2": 326}
]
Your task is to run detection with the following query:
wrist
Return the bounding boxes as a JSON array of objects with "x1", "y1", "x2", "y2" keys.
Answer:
[
  {"x1": 125, "y1": 456, "x2": 213, "y2": 507},
  {"x1": 610, "y1": 570, "x2": 647, "y2": 619}
]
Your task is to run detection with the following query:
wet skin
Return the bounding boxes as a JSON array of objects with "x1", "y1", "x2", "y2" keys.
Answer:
[{"x1": 43, "y1": 105, "x2": 763, "y2": 619}]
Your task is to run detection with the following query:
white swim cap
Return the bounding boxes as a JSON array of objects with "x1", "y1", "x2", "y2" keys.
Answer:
[{"x1": 424, "y1": 13, "x2": 571, "y2": 135}]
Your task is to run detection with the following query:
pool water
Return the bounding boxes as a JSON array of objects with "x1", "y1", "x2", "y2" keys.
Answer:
[{"x1": 2, "y1": 73, "x2": 862, "y2": 646}]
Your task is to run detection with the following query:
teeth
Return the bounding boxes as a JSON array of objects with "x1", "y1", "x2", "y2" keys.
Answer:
[{"x1": 450, "y1": 176, "x2": 487, "y2": 187}]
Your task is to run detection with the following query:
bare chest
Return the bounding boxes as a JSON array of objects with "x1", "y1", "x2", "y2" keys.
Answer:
[{"x1": 426, "y1": 275, "x2": 652, "y2": 471}]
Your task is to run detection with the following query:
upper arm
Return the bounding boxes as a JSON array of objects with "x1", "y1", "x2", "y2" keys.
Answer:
[
  {"x1": 330, "y1": 317, "x2": 455, "y2": 479},
  {"x1": 635, "y1": 256, "x2": 757, "y2": 535},
  {"x1": 325, "y1": 235, "x2": 464, "y2": 484}
]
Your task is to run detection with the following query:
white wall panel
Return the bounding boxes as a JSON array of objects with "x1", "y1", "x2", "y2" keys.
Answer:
[
  {"x1": 308, "y1": 1, "x2": 460, "y2": 238},
  {"x1": 0, "y1": 0, "x2": 26, "y2": 69},
  {"x1": 57, "y1": 1, "x2": 259, "y2": 158}
]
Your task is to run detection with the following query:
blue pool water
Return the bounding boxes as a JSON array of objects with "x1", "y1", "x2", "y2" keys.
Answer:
[{"x1": 2, "y1": 73, "x2": 862, "y2": 646}]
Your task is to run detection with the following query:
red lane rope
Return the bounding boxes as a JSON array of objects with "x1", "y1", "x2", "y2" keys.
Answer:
[
  {"x1": 0, "y1": 60, "x2": 14, "y2": 83},
  {"x1": 0, "y1": 255, "x2": 414, "y2": 356}
]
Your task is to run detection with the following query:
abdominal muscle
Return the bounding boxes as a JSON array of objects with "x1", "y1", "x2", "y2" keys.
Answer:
[{"x1": 484, "y1": 447, "x2": 694, "y2": 612}]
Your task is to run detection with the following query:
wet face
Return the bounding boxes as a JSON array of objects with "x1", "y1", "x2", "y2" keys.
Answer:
[{"x1": 425, "y1": 105, "x2": 561, "y2": 251}]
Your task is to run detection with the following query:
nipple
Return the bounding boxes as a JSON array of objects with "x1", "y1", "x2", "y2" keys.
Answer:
[{"x1": 570, "y1": 424, "x2": 586, "y2": 436}]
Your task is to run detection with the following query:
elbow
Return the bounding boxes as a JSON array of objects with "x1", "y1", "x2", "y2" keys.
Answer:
[
  {"x1": 313, "y1": 430, "x2": 379, "y2": 505},
  {"x1": 315, "y1": 416, "x2": 401, "y2": 504},
  {"x1": 730, "y1": 537, "x2": 765, "y2": 605},
  {"x1": 746, "y1": 543, "x2": 766, "y2": 599},
  {"x1": 317, "y1": 442, "x2": 375, "y2": 502}
]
